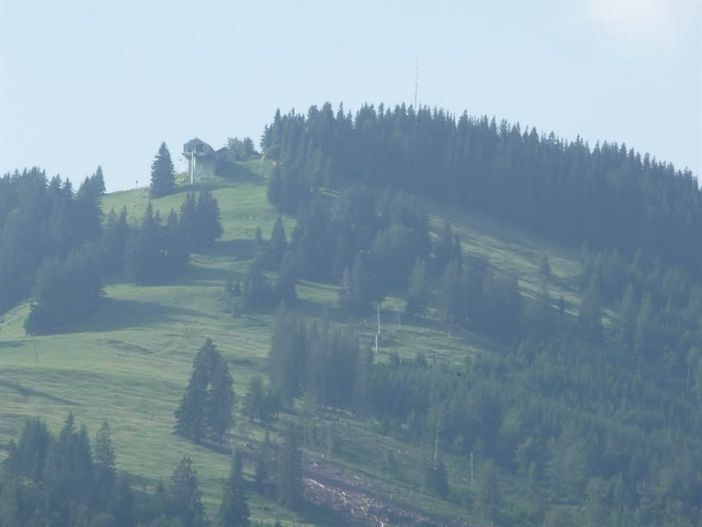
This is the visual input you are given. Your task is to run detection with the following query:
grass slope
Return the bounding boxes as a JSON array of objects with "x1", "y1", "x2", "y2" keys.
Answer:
[{"x1": 0, "y1": 160, "x2": 583, "y2": 525}]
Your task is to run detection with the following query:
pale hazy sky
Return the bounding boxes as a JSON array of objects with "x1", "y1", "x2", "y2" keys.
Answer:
[{"x1": 1, "y1": 0, "x2": 701, "y2": 191}]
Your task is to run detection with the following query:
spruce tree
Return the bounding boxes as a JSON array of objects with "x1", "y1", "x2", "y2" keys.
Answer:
[
  {"x1": 274, "y1": 252, "x2": 297, "y2": 304},
  {"x1": 125, "y1": 203, "x2": 162, "y2": 284},
  {"x1": 169, "y1": 457, "x2": 207, "y2": 527},
  {"x1": 150, "y1": 142, "x2": 176, "y2": 198},
  {"x1": 207, "y1": 364, "x2": 234, "y2": 444},
  {"x1": 94, "y1": 421, "x2": 116, "y2": 502},
  {"x1": 405, "y1": 259, "x2": 428, "y2": 317},
  {"x1": 195, "y1": 190, "x2": 223, "y2": 249},
  {"x1": 266, "y1": 217, "x2": 288, "y2": 270},
  {"x1": 109, "y1": 474, "x2": 136, "y2": 527},
  {"x1": 243, "y1": 375, "x2": 265, "y2": 423},
  {"x1": 242, "y1": 259, "x2": 274, "y2": 310},
  {"x1": 276, "y1": 425, "x2": 303, "y2": 509},
  {"x1": 268, "y1": 305, "x2": 306, "y2": 407},
  {"x1": 579, "y1": 279, "x2": 603, "y2": 336},
  {"x1": 175, "y1": 338, "x2": 234, "y2": 444},
  {"x1": 217, "y1": 452, "x2": 250, "y2": 527}
]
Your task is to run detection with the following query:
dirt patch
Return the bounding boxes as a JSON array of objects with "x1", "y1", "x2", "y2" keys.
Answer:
[{"x1": 303, "y1": 461, "x2": 471, "y2": 527}]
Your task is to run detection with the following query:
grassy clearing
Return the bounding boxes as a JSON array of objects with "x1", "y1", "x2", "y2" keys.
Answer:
[{"x1": 0, "y1": 160, "x2": 583, "y2": 525}]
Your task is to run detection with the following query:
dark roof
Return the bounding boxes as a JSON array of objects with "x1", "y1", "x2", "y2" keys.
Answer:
[{"x1": 183, "y1": 138, "x2": 214, "y2": 156}]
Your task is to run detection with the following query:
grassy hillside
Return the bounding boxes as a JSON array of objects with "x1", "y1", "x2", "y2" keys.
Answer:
[{"x1": 0, "y1": 159, "x2": 584, "y2": 525}]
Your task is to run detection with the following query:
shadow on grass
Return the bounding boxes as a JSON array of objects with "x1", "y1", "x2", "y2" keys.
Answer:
[
  {"x1": 65, "y1": 298, "x2": 203, "y2": 334},
  {"x1": 184, "y1": 263, "x2": 233, "y2": 285},
  {"x1": 0, "y1": 378, "x2": 76, "y2": 405},
  {"x1": 297, "y1": 501, "x2": 350, "y2": 527},
  {"x1": 205, "y1": 238, "x2": 255, "y2": 259},
  {"x1": 218, "y1": 162, "x2": 265, "y2": 184},
  {"x1": 291, "y1": 298, "x2": 350, "y2": 325},
  {"x1": 0, "y1": 340, "x2": 25, "y2": 349}
]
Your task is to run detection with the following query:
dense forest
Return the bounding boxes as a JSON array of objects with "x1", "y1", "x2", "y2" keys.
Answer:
[
  {"x1": 262, "y1": 103, "x2": 701, "y2": 273},
  {"x1": 252, "y1": 103, "x2": 702, "y2": 525},
  {"x1": 2, "y1": 104, "x2": 702, "y2": 526}
]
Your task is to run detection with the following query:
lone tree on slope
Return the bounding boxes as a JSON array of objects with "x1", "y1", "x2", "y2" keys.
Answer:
[{"x1": 150, "y1": 142, "x2": 176, "y2": 198}]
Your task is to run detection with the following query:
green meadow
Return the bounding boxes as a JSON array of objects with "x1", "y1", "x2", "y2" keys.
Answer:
[{"x1": 0, "y1": 160, "x2": 583, "y2": 525}]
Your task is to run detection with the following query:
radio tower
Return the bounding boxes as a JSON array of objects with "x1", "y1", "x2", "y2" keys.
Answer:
[{"x1": 414, "y1": 57, "x2": 419, "y2": 109}]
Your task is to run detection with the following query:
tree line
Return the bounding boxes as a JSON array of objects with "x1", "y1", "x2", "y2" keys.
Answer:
[
  {"x1": 0, "y1": 410, "x2": 307, "y2": 527},
  {"x1": 262, "y1": 103, "x2": 701, "y2": 275},
  {"x1": 1, "y1": 145, "x2": 222, "y2": 334},
  {"x1": 0, "y1": 413, "x2": 245, "y2": 526}
]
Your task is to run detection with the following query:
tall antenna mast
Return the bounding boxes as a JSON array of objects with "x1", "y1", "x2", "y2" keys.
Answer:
[{"x1": 414, "y1": 57, "x2": 419, "y2": 109}]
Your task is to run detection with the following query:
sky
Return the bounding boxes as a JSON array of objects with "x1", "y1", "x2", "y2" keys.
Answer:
[{"x1": 1, "y1": 0, "x2": 700, "y2": 191}]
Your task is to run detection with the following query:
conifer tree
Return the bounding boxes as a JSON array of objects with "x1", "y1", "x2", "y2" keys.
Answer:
[
  {"x1": 243, "y1": 375, "x2": 265, "y2": 423},
  {"x1": 109, "y1": 474, "x2": 136, "y2": 527},
  {"x1": 266, "y1": 217, "x2": 288, "y2": 270},
  {"x1": 195, "y1": 190, "x2": 223, "y2": 249},
  {"x1": 439, "y1": 260, "x2": 463, "y2": 324},
  {"x1": 150, "y1": 142, "x2": 176, "y2": 198},
  {"x1": 268, "y1": 305, "x2": 306, "y2": 407},
  {"x1": 207, "y1": 365, "x2": 234, "y2": 444},
  {"x1": 175, "y1": 338, "x2": 234, "y2": 444},
  {"x1": 274, "y1": 252, "x2": 297, "y2": 304},
  {"x1": 94, "y1": 420, "x2": 116, "y2": 502},
  {"x1": 164, "y1": 209, "x2": 190, "y2": 275},
  {"x1": 125, "y1": 203, "x2": 162, "y2": 284},
  {"x1": 276, "y1": 425, "x2": 303, "y2": 509},
  {"x1": 241, "y1": 258, "x2": 274, "y2": 310},
  {"x1": 217, "y1": 452, "x2": 250, "y2": 527},
  {"x1": 100, "y1": 207, "x2": 130, "y2": 277},
  {"x1": 169, "y1": 457, "x2": 207, "y2": 527},
  {"x1": 180, "y1": 192, "x2": 199, "y2": 249},
  {"x1": 405, "y1": 259, "x2": 428, "y2": 317},
  {"x1": 579, "y1": 279, "x2": 603, "y2": 336}
]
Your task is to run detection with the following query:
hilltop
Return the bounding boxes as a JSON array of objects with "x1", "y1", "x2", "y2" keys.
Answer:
[{"x1": 1, "y1": 104, "x2": 701, "y2": 527}]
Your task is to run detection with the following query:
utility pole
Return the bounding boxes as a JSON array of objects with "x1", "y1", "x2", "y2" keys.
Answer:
[
  {"x1": 375, "y1": 303, "x2": 382, "y2": 353},
  {"x1": 189, "y1": 149, "x2": 197, "y2": 185},
  {"x1": 433, "y1": 411, "x2": 443, "y2": 466},
  {"x1": 470, "y1": 451, "x2": 474, "y2": 487}
]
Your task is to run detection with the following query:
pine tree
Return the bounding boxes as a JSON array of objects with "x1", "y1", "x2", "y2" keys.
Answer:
[
  {"x1": 195, "y1": 190, "x2": 223, "y2": 249},
  {"x1": 274, "y1": 252, "x2": 297, "y2": 304},
  {"x1": 180, "y1": 192, "x2": 198, "y2": 250},
  {"x1": 175, "y1": 338, "x2": 234, "y2": 444},
  {"x1": 125, "y1": 203, "x2": 163, "y2": 284},
  {"x1": 268, "y1": 305, "x2": 306, "y2": 407},
  {"x1": 174, "y1": 353, "x2": 209, "y2": 444},
  {"x1": 150, "y1": 142, "x2": 176, "y2": 198},
  {"x1": 207, "y1": 364, "x2": 234, "y2": 444},
  {"x1": 243, "y1": 375, "x2": 265, "y2": 423},
  {"x1": 339, "y1": 253, "x2": 378, "y2": 313},
  {"x1": 579, "y1": 279, "x2": 603, "y2": 336},
  {"x1": 405, "y1": 259, "x2": 428, "y2": 317},
  {"x1": 169, "y1": 457, "x2": 207, "y2": 527},
  {"x1": 164, "y1": 209, "x2": 190, "y2": 276},
  {"x1": 109, "y1": 474, "x2": 136, "y2": 527},
  {"x1": 94, "y1": 421, "x2": 116, "y2": 502},
  {"x1": 217, "y1": 452, "x2": 250, "y2": 527},
  {"x1": 242, "y1": 259, "x2": 274, "y2": 310},
  {"x1": 266, "y1": 217, "x2": 288, "y2": 270},
  {"x1": 276, "y1": 425, "x2": 303, "y2": 509},
  {"x1": 439, "y1": 260, "x2": 463, "y2": 325},
  {"x1": 100, "y1": 207, "x2": 130, "y2": 277}
]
